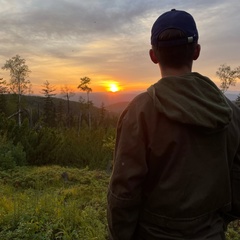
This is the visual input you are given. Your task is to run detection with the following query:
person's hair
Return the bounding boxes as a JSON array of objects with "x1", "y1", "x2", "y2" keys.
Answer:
[{"x1": 152, "y1": 29, "x2": 197, "y2": 69}]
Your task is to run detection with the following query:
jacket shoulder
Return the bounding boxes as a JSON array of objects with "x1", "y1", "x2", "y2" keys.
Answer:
[{"x1": 127, "y1": 92, "x2": 153, "y2": 111}]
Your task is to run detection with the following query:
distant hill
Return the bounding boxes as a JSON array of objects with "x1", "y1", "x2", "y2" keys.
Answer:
[
  {"x1": 104, "y1": 91, "x2": 240, "y2": 115},
  {"x1": 225, "y1": 92, "x2": 238, "y2": 101},
  {"x1": 3, "y1": 94, "x2": 101, "y2": 117},
  {"x1": 2, "y1": 94, "x2": 130, "y2": 121},
  {"x1": 106, "y1": 102, "x2": 129, "y2": 114},
  {"x1": 69, "y1": 91, "x2": 142, "y2": 107}
]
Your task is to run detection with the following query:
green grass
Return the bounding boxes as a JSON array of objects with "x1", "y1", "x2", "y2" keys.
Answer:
[
  {"x1": 0, "y1": 166, "x2": 109, "y2": 240},
  {"x1": 0, "y1": 166, "x2": 239, "y2": 239}
]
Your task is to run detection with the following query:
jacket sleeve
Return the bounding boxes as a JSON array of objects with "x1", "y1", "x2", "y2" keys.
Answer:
[
  {"x1": 224, "y1": 100, "x2": 240, "y2": 223},
  {"x1": 223, "y1": 145, "x2": 240, "y2": 227},
  {"x1": 107, "y1": 102, "x2": 148, "y2": 240},
  {"x1": 230, "y1": 144, "x2": 240, "y2": 218}
]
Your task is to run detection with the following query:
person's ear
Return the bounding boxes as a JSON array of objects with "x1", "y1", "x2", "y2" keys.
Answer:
[
  {"x1": 193, "y1": 43, "x2": 201, "y2": 60},
  {"x1": 149, "y1": 49, "x2": 158, "y2": 64}
]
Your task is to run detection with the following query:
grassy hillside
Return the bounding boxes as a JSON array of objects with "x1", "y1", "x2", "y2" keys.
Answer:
[
  {"x1": 0, "y1": 166, "x2": 109, "y2": 239},
  {"x1": 0, "y1": 166, "x2": 239, "y2": 240}
]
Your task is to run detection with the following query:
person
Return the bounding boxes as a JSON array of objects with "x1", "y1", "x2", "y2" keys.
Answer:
[{"x1": 107, "y1": 9, "x2": 240, "y2": 240}]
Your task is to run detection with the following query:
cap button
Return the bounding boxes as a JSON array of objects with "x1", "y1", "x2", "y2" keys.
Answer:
[{"x1": 171, "y1": 9, "x2": 176, "y2": 11}]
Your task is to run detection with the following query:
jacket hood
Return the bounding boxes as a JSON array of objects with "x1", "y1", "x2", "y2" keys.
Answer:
[{"x1": 147, "y1": 72, "x2": 232, "y2": 129}]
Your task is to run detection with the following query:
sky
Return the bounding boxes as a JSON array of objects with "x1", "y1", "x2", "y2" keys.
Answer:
[{"x1": 0, "y1": 0, "x2": 239, "y2": 103}]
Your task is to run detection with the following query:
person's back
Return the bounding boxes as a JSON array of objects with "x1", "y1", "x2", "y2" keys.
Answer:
[{"x1": 107, "y1": 9, "x2": 240, "y2": 240}]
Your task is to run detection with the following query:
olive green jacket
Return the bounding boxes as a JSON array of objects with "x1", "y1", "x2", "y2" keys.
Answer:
[{"x1": 107, "y1": 73, "x2": 240, "y2": 239}]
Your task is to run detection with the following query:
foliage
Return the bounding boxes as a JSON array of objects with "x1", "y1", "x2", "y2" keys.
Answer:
[
  {"x1": 0, "y1": 78, "x2": 8, "y2": 94},
  {"x1": 0, "y1": 78, "x2": 8, "y2": 114},
  {"x1": 0, "y1": 136, "x2": 26, "y2": 170},
  {"x1": 2, "y1": 55, "x2": 31, "y2": 126},
  {"x1": 2, "y1": 55, "x2": 31, "y2": 95},
  {"x1": 56, "y1": 99, "x2": 65, "y2": 127},
  {"x1": 23, "y1": 127, "x2": 63, "y2": 166},
  {"x1": 54, "y1": 127, "x2": 115, "y2": 169},
  {"x1": 0, "y1": 92, "x2": 118, "y2": 130},
  {"x1": 216, "y1": 64, "x2": 240, "y2": 93},
  {"x1": 0, "y1": 113, "x2": 116, "y2": 170},
  {"x1": 0, "y1": 166, "x2": 109, "y2": 239},
  {"x1": 77, "y1": 77, "x2": 92, "y2": 96},
  {"x1": 41, "y1": 80, "x2": 56, "y2": 98},
  {"x1": 41, "y1": 80, "x2": 57, "y2": 127},
  {"x1": 102, "y1": 135, "x2": 115, "y2": 152},
  {"x1": 226, "y1": 223, "x2": 240, "y2": 240}
]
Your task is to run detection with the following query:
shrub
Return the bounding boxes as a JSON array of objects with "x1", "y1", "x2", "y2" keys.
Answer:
[
  {"x1": 0, "y1": 136, "x2": 26, "y2": 170},
  {"x1": 54, "y1": 127, "x2": 115, "y2": 170},
  {"x1": 16, "y1": 126, "x2": 63, "y2": 166}
]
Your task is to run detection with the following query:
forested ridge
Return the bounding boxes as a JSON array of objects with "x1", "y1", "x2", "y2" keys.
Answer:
[{"x1": 0, "y1": 93, "x2": 117, "y2": 170}]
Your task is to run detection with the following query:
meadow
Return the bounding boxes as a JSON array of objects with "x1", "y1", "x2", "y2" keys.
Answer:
[
  {"x1": 0, "y1": 166, "x2": 109, "y2": 240},
  {"x1": 0, "y1": 166, "x2": 240, "y2": 240}
]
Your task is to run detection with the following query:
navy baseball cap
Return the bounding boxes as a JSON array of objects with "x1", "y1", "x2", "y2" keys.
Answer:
[{"x1": 151, "y1": 9, "x2": 198, "y2": 47}]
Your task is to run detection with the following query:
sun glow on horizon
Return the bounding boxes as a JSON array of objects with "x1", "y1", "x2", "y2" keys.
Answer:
[{"x1": 108, "y1": 83, "x2": 120, "y2": 92}]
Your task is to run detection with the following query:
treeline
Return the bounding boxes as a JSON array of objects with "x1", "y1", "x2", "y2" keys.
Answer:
[
  {"x1": 0, "y1": 95, "x2": 117, "y2": 171},
  {"x1": 0, "y1": 93, "x2": 116, "y2": 129},
  {"x1": 0, "y1": 55, "x2": 118, "y2": 171}
]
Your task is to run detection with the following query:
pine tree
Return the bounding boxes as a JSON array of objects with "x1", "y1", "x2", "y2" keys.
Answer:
[{"x1": 41, "y1": 80, "x2": 56, "y2": 127}]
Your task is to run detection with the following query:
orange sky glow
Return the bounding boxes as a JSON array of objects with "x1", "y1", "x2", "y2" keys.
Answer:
[{"x1": 0, "y1": 0, "x2": 239, "y2": 105}]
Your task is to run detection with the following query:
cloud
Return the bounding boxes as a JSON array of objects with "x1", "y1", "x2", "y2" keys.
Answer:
[
  {"x1": 0, "y1": 0, "x2": 239, "y2": 93},
  {"x1": 1, "y1": 0, "x2": 156, "y2": 39}
]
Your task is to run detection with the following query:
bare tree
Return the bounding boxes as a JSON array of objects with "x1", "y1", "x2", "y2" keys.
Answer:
[
  {"x1": 61, "y1": 85, "x2": 75, "y2": 127},
  {"x1": 77, "y1": 96, "x2": 86, "y2": 135},
  {"x1": 2, "y1": 55, "x2": 31, "y2": 126},
  {"x1": 216, "y1": 64, "x2": 240, "y2": 93}
]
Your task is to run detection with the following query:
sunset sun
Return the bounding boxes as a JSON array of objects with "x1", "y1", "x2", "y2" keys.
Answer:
[{"x1": 108, "y1": 83, "x2": 120, "y2": 92}]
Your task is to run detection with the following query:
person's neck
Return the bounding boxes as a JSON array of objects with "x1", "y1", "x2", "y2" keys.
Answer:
[{"x1": 160, "y1": 66, "x2": 192, "y2": 78}]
